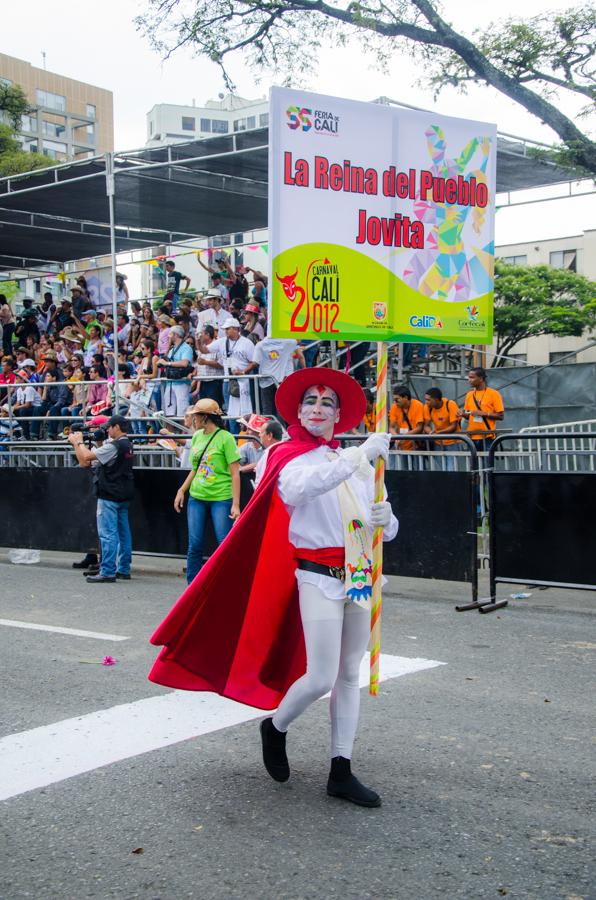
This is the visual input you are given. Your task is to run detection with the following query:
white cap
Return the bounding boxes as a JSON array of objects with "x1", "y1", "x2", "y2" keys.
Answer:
[
  {"x1": 22, "y1": 358, "x2": 36, "y2": 367},
  {"x1": 223, "y1": 317, "x2": 241, "y2": 329}
]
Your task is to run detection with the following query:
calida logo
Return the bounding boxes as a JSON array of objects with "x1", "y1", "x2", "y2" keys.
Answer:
[{"x1": 409, "y1": 315, "x2": 443, "y2": 330}]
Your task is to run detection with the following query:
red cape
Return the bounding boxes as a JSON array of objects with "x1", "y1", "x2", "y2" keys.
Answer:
[{"x1": 149, "y1": 429, "x2": 329, "y2": 709}]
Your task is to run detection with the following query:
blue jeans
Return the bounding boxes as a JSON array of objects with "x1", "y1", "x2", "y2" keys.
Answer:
[
  {"x1": 186, "y1": 496, "x2": 233, "y2": 584},
  {"x1": 96, "y1": 498, "x2": 132, "y2": 577},
  {"x1": 130, "y1": 418, "x2": 148, "y2": 435}
]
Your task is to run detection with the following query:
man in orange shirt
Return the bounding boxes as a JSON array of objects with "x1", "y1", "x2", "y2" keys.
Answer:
[
  {"x1": 457, "y1": 367, "x2": 504, "y2": 453},
  {"x1": 423, "y1": 387, "x2": 460, "y2": 470},
  {"x1": 389, "y1": 385, "x2": 424, "y2": 454}
]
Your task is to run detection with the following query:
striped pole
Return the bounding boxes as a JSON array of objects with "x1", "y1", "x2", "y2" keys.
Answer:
[{"x1": 370, "y1": 341, "x2": 388, "y2": 696}]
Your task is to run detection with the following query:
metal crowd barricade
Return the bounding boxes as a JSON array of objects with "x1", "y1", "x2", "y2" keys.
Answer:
[
  {"x1": 479, "y1": 432, "x2": 596, "y2": 615},
  {"x1": 1, "y1": 371, "x2": 290, "y2": 440},
  {"x1": 340, "y1": 433, "x2": 481, "y2": 606}
]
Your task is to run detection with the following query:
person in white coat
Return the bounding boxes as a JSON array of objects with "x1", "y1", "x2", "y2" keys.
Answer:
[{"x1": 259, "y1": 367, "x2": 398, "y2": 808}]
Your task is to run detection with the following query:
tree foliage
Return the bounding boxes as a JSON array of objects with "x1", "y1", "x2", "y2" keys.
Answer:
[
  {"x1": 0, "y1": 83, "x2": 32, "y2": 131},
  {"x1": 0, "y1": 86, "x2": 55, "y2": 177},
  {"x1": 492, "y1": 259, "x2": 596, "y2": 365},
  {"x1": 136, "y1": 0, "x2": 596, "y2": 173}
]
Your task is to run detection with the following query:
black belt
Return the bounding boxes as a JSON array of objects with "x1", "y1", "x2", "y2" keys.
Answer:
[{"x1": 296, "y1": 559, "x2": 346, "y2": 581}]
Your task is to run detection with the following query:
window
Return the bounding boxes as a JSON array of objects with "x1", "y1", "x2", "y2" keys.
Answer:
[
  {"x1": 246, "y1": 116, "x2": 256, "y2": 129},
  {"x1": 86, "y1": 123, "x2": 95, "y2": 137},
  {"x1": 182, "y1": 116, "x2": 195, "y2": 131},
  {"x1": 550, "y1": 249, "x2": 577, "y2": 271},
  {"x1": 549, "y1": 351, "x2": 575, "y2": 364},
  {"x1": 500, "y1": 254, "x2": 527, "y2": 266},
  {"x1": 36, "y1": 89, "x2": 66, "y2": 112},
  {"x1": 21, "y1": 114, "x2": 37, "y2": 132},
  {"x1": 211, "y1": 119, "x2": 228, "y2": 134},
  {"x1": 200, "y1": 118, "x2": 211, "y2": 133},
  {"x1": 42, "y1": 120, "x2": 65, "y2": 138},
  {"x1": 259, "y1": 113, "x2": 269, "y2": 127},
  {"x1": 86, "y1": 103, "x2": 96, "y2": 119},
  {"x1": 233, "y1": 117, "x2": 246, "y2": 132},
  {"x1": 42, "y1": 138, "x2": 67, "y2": 158},
  {"x1": 504, "y1": 353, "x2": 527, "y2": 367}
]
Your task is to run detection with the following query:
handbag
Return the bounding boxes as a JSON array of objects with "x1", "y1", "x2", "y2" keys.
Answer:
[
  {"x1": 225, "y1": 338, "x2": 241, "y2": 397},
  {"x1": 164, "y1": 343, "x2": 193, "y2": 381}
]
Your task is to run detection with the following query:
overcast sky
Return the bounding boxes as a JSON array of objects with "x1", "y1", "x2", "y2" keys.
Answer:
[{"x1": 2, "y1": 0, "x2": 594, "y2": 245}]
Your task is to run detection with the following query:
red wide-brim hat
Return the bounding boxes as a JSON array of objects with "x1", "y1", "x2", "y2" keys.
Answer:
[{"x1": 275, "y1": 367, "x2": 366, "y2": 433}]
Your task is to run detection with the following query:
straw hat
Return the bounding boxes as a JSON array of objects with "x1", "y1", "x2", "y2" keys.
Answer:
[{"x1": 189, "y1": 398, "x2": 223, "y2": 417}]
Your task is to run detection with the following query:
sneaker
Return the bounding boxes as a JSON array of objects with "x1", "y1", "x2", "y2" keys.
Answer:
[{"x1": 86, "y1": 574, "x2": 116, "y2": 583}]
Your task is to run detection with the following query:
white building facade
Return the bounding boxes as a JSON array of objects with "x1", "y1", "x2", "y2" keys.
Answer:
[
  {"x1": 494, "y1": 229, "x2": 596, "y2": 366},
  {"x1": 145, "y1": 94, "x2": 268, "y2": 147}
]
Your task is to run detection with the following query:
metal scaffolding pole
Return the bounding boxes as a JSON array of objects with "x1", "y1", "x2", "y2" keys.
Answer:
[{"x1": 106, "y1": 152, "x2": 120, "y2": 414}]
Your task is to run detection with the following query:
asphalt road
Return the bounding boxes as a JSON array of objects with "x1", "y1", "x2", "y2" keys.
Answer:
[{"x1": 0, "y1": 551, "x2": 594, "y2": 900}]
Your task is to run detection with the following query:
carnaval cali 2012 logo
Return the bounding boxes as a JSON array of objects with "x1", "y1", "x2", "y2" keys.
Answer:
[
  {"x1": 275, "y1": 257, "x2": 341, "y2": 333},
  {"x1": 286, "y1": 104, "x2": 339, "y2": 136}
]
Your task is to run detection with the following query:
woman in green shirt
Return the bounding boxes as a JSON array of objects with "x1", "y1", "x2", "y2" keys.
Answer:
[{"x1": 174, "y1": 398, "x2": 241, "y2": 583}]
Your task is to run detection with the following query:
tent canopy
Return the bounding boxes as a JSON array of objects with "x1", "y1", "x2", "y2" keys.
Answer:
[{"x1": 0, "y1": 125, "x2": 582, "y2": 272}]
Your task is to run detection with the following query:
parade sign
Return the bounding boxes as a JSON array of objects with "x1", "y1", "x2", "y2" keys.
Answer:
[{"x1": 268, "y1": 87, "x2": 497, "y2": 344}]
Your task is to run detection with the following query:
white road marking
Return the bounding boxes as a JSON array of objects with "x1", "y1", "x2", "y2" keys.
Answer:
[
  {"x1": 0, "y1": 619, "x2": 129, "y2": 642},
  {"x1": 0, "y1": 653, "x2": 444, "y2": 802}
]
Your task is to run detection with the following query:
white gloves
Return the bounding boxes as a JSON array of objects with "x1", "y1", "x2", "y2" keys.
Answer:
[
  {"x1": 361, "y1": 432, "x2": 391, "y2": 463},
  {"x1": 370, "y1": 501, "x2": 392, "y2": 528}
]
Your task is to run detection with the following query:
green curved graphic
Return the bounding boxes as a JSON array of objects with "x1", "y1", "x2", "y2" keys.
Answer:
[{"x1": 271, "y1": 243, "x2": 493, "y2": 344}]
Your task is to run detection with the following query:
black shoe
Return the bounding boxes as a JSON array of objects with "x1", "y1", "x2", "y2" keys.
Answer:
[
  {"x1": 86, "y1": 574, "x2": 116, "y2": 583},
  {"x1": 327, "y1": 757, "x2": 381, "y2": 808},
  {"x1": 73, "y1": 553, "x2": 99, "y2": 569},
  {"x1": 116, "y1": 572, "x2": 131, "y2": 580},
  {"x1": 260, "y1": 717, "x2": 290, "y2": 782},
  {"x1": 83, "y1": 567, "x2": 100, "y2": 577}
]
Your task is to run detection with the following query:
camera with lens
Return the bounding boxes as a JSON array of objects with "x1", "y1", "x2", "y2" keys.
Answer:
[{"x1": 79, "y1": 425, "x2": 108, "y2": 446}]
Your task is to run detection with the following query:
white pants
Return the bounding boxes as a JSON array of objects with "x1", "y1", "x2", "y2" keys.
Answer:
[
  {"x1": 164, "y1": 381, "x2": 190, "y2": 417},
  {"x1": 272, "y1": 583, "x2": 370, "y2": 759}
]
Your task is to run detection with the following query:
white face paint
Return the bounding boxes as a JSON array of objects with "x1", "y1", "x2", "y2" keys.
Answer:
[{"x1": 298, "y1": 385, "x2": 340, "y2": 441}]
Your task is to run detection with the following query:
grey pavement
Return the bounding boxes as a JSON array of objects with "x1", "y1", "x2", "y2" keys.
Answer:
[{"x1": 0, "y1": 550, "x2": 594, "y2": 900}]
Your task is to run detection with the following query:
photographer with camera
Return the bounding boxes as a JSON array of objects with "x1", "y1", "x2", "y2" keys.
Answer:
[{"x1": 68, "y1": 415, "x2": 134, "y2": 584}]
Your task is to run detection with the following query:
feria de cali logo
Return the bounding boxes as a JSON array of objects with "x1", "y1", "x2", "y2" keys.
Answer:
[
  {"x1": 466, "y1": 304, "x2": 480, "y2": 320},
  {"x1": 286, "y1": 107, "x2": 312, "y2": 132},
  {"x1": 286, "y1": 104, "x2": 339, "y2": 135}
]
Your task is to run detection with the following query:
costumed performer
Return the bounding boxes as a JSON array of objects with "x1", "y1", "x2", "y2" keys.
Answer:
[{"x1": 148, "y1": 367, "x2": 398, "y2": 808}]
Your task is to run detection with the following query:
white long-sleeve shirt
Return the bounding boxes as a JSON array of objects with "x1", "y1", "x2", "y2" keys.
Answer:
[{"x1": 277, "y1": 445, "x2": 398, "y2": 600}]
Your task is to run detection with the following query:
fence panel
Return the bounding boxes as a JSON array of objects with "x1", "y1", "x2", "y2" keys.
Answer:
[
  {"x1": 486, "y1": 433, "x2": 596, "y2": 610},
  {"x1": 1, "y1": 435, "x2": 480, "y2": 602}
]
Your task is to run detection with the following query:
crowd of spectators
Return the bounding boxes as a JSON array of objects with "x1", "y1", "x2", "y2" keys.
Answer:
[
  {"x1": 0, "y1": 261, "x2": 314, "y2": 442},
  {"x1": 0, "y1": 261, "x2": 503, "y2": 454}
]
